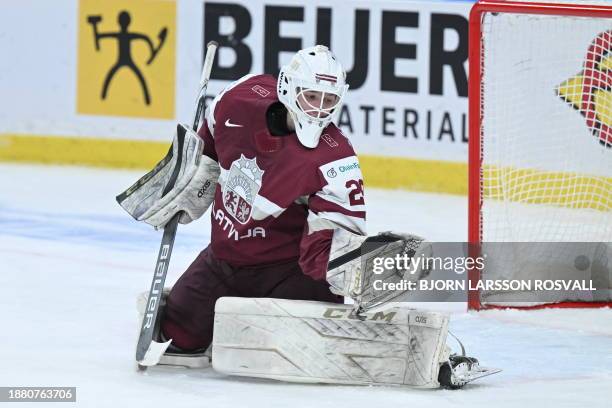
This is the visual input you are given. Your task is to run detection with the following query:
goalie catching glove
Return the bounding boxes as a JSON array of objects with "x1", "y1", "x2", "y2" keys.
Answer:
[
  {"x1": 326, "y1": 229, "x2": 433, "y2": 312},
  {"x1": 116, "y1": 124, "x2": 220, "y2": 228}
]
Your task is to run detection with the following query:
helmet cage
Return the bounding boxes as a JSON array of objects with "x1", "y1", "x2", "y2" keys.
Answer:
[
  {"x1": 294, "y1": 87, "x2": 342, "y2": 121},
  {"x1": 288, "y1": 77, "x2": 347, "y2": 125}
]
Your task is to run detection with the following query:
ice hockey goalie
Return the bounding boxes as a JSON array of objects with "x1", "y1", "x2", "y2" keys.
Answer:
[{"x1": 123, "y1": 45, "x2": 499, "y2": 389}]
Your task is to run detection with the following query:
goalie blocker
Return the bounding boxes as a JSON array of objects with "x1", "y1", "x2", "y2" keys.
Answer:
[{"x1": 116, "y1": 123, "x2": 220, "y2": 228}]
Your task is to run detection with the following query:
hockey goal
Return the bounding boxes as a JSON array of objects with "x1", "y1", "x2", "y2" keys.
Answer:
[{"x1": 468, "y1": 0, "x2": 612, "y2": 309}]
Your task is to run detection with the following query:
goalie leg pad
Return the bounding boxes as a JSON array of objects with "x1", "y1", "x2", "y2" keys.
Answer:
[{"x1": 212, "y1": 297, "x2": 449, "y2": 388}]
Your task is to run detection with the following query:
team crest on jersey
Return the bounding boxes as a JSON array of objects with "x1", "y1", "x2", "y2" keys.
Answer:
[{"x1": 223, "y1": 155, "x2": 264, "y2": 224}]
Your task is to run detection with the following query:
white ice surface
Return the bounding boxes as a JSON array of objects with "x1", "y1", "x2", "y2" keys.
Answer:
[{"x1": 0, "y1": 163, "x2": 610, "y2": 407}]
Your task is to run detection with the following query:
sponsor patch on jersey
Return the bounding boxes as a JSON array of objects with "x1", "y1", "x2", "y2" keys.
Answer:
[
  {"x1": 326, "y1": 168, "x2": 337, "y2": 178},
  {"x1": 339, "y1": 162, "x2": 360, "y2": 172},
  {"x1": 222, "y1": 155, "x2": 264, "y2": 224},
  {"x1": 251, "y1": 85, "x2": 270, "y2": 98},
  {"x1": 321, "y1": 133, "x2": 338, "y2": 148}
]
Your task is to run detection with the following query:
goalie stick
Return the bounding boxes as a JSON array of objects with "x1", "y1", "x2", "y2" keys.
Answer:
[{"x1": 134, "y1": 41, "x2": 218, "y2": 368}]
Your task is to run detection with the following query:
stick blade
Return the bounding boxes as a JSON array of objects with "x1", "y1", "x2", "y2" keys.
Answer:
[{"x1": 137, "y1": 339, "x2": 172, "y2": 366}]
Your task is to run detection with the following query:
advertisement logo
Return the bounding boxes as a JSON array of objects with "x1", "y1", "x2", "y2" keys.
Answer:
[
  {"x1": 339, "y1": 162, "x2": 360, "y2": 172},
  {"x1": 557, "y1": 30, "x2": 612, "y2": 148},
  {"x1": 77, "y1": 0, "x2": 176, "y2": 119}
]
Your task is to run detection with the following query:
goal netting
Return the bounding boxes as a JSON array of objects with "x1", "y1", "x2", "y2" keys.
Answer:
[{"x1": 469, "y1": 0, "x2": 612, "y2": 309}]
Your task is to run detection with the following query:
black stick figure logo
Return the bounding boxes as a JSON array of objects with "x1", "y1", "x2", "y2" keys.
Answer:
[{"x1": 87, "y1": 11, "x2": 167, "y2": 105}]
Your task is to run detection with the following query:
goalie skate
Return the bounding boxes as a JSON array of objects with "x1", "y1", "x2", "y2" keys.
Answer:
[
  {"x1": 438, "y1": 355, "x2": 501, "y2": 389},
  {"x1": 136, "y1": 289, "x2": 211, "y2": 369}
]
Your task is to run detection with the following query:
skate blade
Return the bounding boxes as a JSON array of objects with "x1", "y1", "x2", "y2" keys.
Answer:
[
  {"x1": 455, "y1": 366, "x2": 502, "y2": 385},
  {"x1": 158, "y1": 352, "x2": 211, "y2": 369}
]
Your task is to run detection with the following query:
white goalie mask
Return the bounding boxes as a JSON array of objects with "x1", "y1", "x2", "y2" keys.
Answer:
[{"x1": 277, "y1": 45, "x2": 349, "y2": 148}]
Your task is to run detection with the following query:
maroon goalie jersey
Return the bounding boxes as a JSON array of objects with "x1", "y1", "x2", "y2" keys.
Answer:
[{"x1": 197, "y1": 74, "x2": 366, "y2": 280}]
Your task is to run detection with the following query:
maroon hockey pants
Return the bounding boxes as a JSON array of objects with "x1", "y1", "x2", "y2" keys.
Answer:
[{"x1": 161, "y1": 246, "x2": 342, "y2": 351}]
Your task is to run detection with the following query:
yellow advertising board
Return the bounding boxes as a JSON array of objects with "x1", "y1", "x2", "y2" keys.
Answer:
[{"x1": 77, "y1": 0, "x2": 176, "y2": 119}]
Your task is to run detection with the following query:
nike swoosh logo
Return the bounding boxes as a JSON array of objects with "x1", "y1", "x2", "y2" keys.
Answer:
[{"x1": 225, "y1": 119, "x2": 243, "y2": 128}]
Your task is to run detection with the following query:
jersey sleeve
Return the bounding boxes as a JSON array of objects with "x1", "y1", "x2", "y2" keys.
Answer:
[
  {"x1": 198, "y1": 74, "x2": 259, "y2": 161},
  {"x1": 198, "y1": 73, "x2": 254, "y2": 161},
  {"x1": 203, "y1": 73, "x2": 257, "y2": 137},
  {"x1": 299, "y1": 155, "x2": 367, "y2": 280},
  {"x1": 197, "y1": 119, "x2": 217, "y2": 162}
]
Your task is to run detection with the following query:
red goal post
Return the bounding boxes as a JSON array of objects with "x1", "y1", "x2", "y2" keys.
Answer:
[{"x1": 468, "y1": 0, "x2": 612, "y2": 310}]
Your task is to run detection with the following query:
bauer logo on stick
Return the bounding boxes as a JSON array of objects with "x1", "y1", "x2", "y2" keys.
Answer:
[
  {"x1": 557, "y1": 30, "x2": 612, "y2": 148},
  {"x1": 222, "y1": 155, "x2": 264, "y2": 224}
]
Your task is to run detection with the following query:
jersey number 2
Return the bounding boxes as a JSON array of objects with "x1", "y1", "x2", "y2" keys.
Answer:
[{"x1": 346, "y1": 179, "x2": 365, "y2": 206}]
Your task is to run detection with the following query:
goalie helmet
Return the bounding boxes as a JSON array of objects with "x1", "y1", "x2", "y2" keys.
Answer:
[{"x1": 277, "y1": 45, "x2": 349, "y2": 148}]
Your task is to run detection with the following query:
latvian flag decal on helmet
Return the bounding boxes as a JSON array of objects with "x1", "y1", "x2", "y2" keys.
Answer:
[{"x1": 315, "y1": 73, "x2": 337, "y2": 84}]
